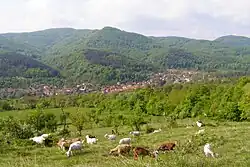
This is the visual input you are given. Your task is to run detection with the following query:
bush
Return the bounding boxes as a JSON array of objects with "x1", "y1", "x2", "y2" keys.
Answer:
[
  {"x1": 57, "y1": 127, "x2": 70, "y2": 136},
  {"x1": 1, "y1": 116, "x2": 34, "y2": 139},
  {"x1": 26, "y1": 109, "x2": 57, "y2": 133},
  {"x1": 178, "y1": 133, "x2": 226, "y2": 155}
]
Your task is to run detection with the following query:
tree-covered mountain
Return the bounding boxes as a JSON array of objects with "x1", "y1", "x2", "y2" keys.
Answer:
[
  {"x1": 0, "y1": 52, "x2": 60, "y2": 77},
  {"x1": 1, "y1": 26, "x2": 250, "y2": 88},
  {"x1": 215, "y1": 35, "x2": 250, "y2": 47}
]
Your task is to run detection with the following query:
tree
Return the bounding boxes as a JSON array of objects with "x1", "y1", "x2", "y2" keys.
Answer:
[
  {"x1": 44, "y1": 113, "x2": 57, "y2": 132},
  {"x1": 26, "y1": 109, "x2": 46, "y2": 133},
  {"x1": 1, "y1": 101, "x2": 13, "y2": 111},
  {"x1": 112, "y1": 114, "x2": 126, "y2": 134},
  {"x1": 26, "y1": 107, "x2": 57, "y2": 133},
  {"x1": 127, "y1": 102, "x2": 149, "y2": 131},
  {"x1": 1, "y1": 116, "x2": 33, "y2": 139},
  {"x1": 69, "y1": 109, "x2": 87, "y2": 136},
  {"x1": 59, "y1": 108, "x2": 70, "y2": 134}
]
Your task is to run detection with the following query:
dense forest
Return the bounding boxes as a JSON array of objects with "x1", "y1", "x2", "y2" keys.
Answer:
[{"x1": 1, "y1": 27, "x2": 250, "y2": 88}]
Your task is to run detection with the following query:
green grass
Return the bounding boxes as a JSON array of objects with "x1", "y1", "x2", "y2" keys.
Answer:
[
  {"x1": 0, "y1": 114, "x2": 250, "y2": 167},
  {"x1": 0, "y1": 107, "x2": 89, "y2": 121}
]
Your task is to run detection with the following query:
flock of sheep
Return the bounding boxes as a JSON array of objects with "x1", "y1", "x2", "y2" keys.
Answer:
[{"x1": 29, "y1": 120, "x2": 217, "y2": 160}]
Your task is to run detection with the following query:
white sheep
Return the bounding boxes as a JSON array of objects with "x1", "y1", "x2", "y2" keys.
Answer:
[
  {"x1": 85, "y1": 135, "x2": 98, "y2": 144},
  {"x1": 152, "y1": 128, "x2": 162, "y2": 134},
  {"x1": 66, "y1": 141, "x2": 84, "y2": 157},
  {"x1": 29, "y1": 136, "x2": 46, "y2": 144},
  {"x1": 196, "y1": 120, "x2": 203, "y2": 128},
  {"x1": 41, "y1": 133, "x2": 50, "y2": 139},
  {"x1": 204, "y1": 143, "x2": 215, "y2": 158},
  {"x1": 129, "y1": 131, "x2": 140, "y2": 136},
  {"x1": 119, "y1": 138, "x2": 131, "y2": 145},
  {"x1": 104, "y1": 134, "x2": 116, "y2": 141}
]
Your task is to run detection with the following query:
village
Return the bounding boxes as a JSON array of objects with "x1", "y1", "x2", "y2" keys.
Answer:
[{"x1": 0, "y1": 69, "x2": 212, "y2": 98}]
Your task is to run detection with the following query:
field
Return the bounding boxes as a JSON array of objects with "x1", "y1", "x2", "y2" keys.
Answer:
[
  {"x1": 0, "y1": 108, "x2": 250, "y2": 167},
  {"x1": 0, "y1": 107, "x2": 83, "y2": 121}
]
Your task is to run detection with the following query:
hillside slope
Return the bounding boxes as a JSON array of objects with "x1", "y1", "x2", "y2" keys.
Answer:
[
  {"x1": 1, "y1": 27, "x2": 250, "y2": 87},
  {"x1": 0, "y1": 52, "x2": 60, "y2": 77}
]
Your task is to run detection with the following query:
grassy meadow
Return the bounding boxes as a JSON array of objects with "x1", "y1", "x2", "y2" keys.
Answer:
[
  {"x1": 0, "y1": 107, "x2": 83, "y2": 121},
  {"x1": 0, "y1": 108, "x2": 250, "y2": 167}
]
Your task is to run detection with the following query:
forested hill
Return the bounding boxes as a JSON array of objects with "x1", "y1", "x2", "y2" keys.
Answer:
[
  {"x1": 0, "y1": 51, "x2": 59, "y2": 77},
  {"x1": 1, "y1": 27, "x2": 250, "y2": 88}
]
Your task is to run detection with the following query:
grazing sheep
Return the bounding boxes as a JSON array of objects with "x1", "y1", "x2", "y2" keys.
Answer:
[
  {"x1": 85, "y1": 135, "x2": 98, "y2": 144},
  {"x1": 88, "y1": 135, "x2": 96, "y2": 138},
  {"x1": 204, "y1": 143, "x2": 215, "y2": 158},
  {"x1": 109, "y1": 144, "x2": 131, "y2": 156},
  {"x1": 57, "y1": 138, "x2": 66, "y2": 150},
  {"x1": 57, "y1": 138, "x2": 82, "y2": 151},
  {"x1": 104, "y1": 134, "x2": 116, "y2": 141},
  {"x1": 29, "y1": 136, "x2": 46, "y2": 144},
  {"x1": 196, "y1": 120, "x2": 203, "y2": 128},
  {"x1": 66, "y1": 140, "x2": 84, "y2": 157},
  {"x1": 157, "y1": 141, "x2": 177, "y2": 153},
  {"x1": 133, "y1": 147, "x2": 159, "y2": 160},
  {"x1": 152, "y1": 128, "x2": 162, "y2": 134},
  {"x1": 129, "y1": 131, "x2": 140, "y2": 136},
  {"x1": 41, "y1": 133, "x2": 50, "y2": 139},
  {"x1": 119, "y1": 138, "x2": 131, "y2": 145}
]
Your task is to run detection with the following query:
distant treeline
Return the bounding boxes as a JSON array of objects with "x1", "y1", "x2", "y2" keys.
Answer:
[{"x1": 1, "y1": 77, "x2": 250, "y2": 122}]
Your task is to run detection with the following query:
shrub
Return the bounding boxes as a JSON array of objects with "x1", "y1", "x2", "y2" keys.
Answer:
[
  {"x1": 26, "y1": 109, "x2": 57, "y2": 133},
  {"x1": 178, "y1": 133, "x2": 226, "y2": 155},
  {"x1": 1, "y1": 117, "x2": 34, "y2": 139}
]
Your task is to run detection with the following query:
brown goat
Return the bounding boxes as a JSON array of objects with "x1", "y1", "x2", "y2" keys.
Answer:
[
  {"x1": 109, "y1": 144, "x2": 132, "y2": 156},
  {"x1": 157, "y1": 141, "x2": 177, "y2": 153},
  {"x1": 57, "y1": 137, "x2": 82, "y2": 151},
  {"x1": 133, "y1": 147, "x2": 159, "y2": 160}
]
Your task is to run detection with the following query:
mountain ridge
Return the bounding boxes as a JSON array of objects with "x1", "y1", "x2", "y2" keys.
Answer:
[{"x1": 1, "y1": 26, "x2": 250, "y2": 88}]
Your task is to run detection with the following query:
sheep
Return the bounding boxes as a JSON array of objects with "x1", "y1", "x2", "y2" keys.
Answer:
[
  {"x1": 41, "y1": 133, "x2": 50, "y2": 139},
  {"x1": 57, "y1": 137, "x2": 82, "y2": 151},
  {"x1": 57, "y1": 138, "x2": 66, "y2": 150},
  {"x1": 204, "y1": 143, "x2": 215, "y2": 158},
  {"x1": 157, "y1": 141, "x2": 177, "y2": 153},
  {"x1": 119, "y1": 138, "x2": 131, "y2": 145},
  {"x1": 129, "y1": 131, "x2": 140, "y2": 136},
  {"x1": 66, "y1": 140, "x2": 84, "y2": 157},
  {"x1": 109, "y1": 144, "x2": 131, "y2": 156},
  {"x1": 29, "y1": 136, "x2": 46, "y2": 144},
  {"x1": 88, "y1": 135, "x2": 96, "y2": 138},
  {"x1": 196, "y1": 120, "x2": 203, "y2": 128},
  {"x1": 152, "y1": 128, "x2": 162, "y2": 134},
  {"x1": 85, "y1": 135, "x2": 98, "y2": 144},
  {"x1": 104, "y1": 134, "x2": 116, "y2": 141},
  {"x1": 133, "y1": 147, "x2": 159, "y2": 160}
]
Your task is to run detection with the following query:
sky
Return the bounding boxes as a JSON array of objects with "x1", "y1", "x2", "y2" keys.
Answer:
[{"x1": 1, "y1": 0, "x2": 250, "y2": 39}]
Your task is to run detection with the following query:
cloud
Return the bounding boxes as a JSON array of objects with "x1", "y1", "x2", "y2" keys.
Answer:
[{"x1": 0, "y1": 0, "x2": 250, "y2": 39}]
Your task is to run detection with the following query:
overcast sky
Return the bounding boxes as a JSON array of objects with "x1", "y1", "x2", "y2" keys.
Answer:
[{"x1": 1, "y1": 0, "x2": 250, "y2": 39}]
